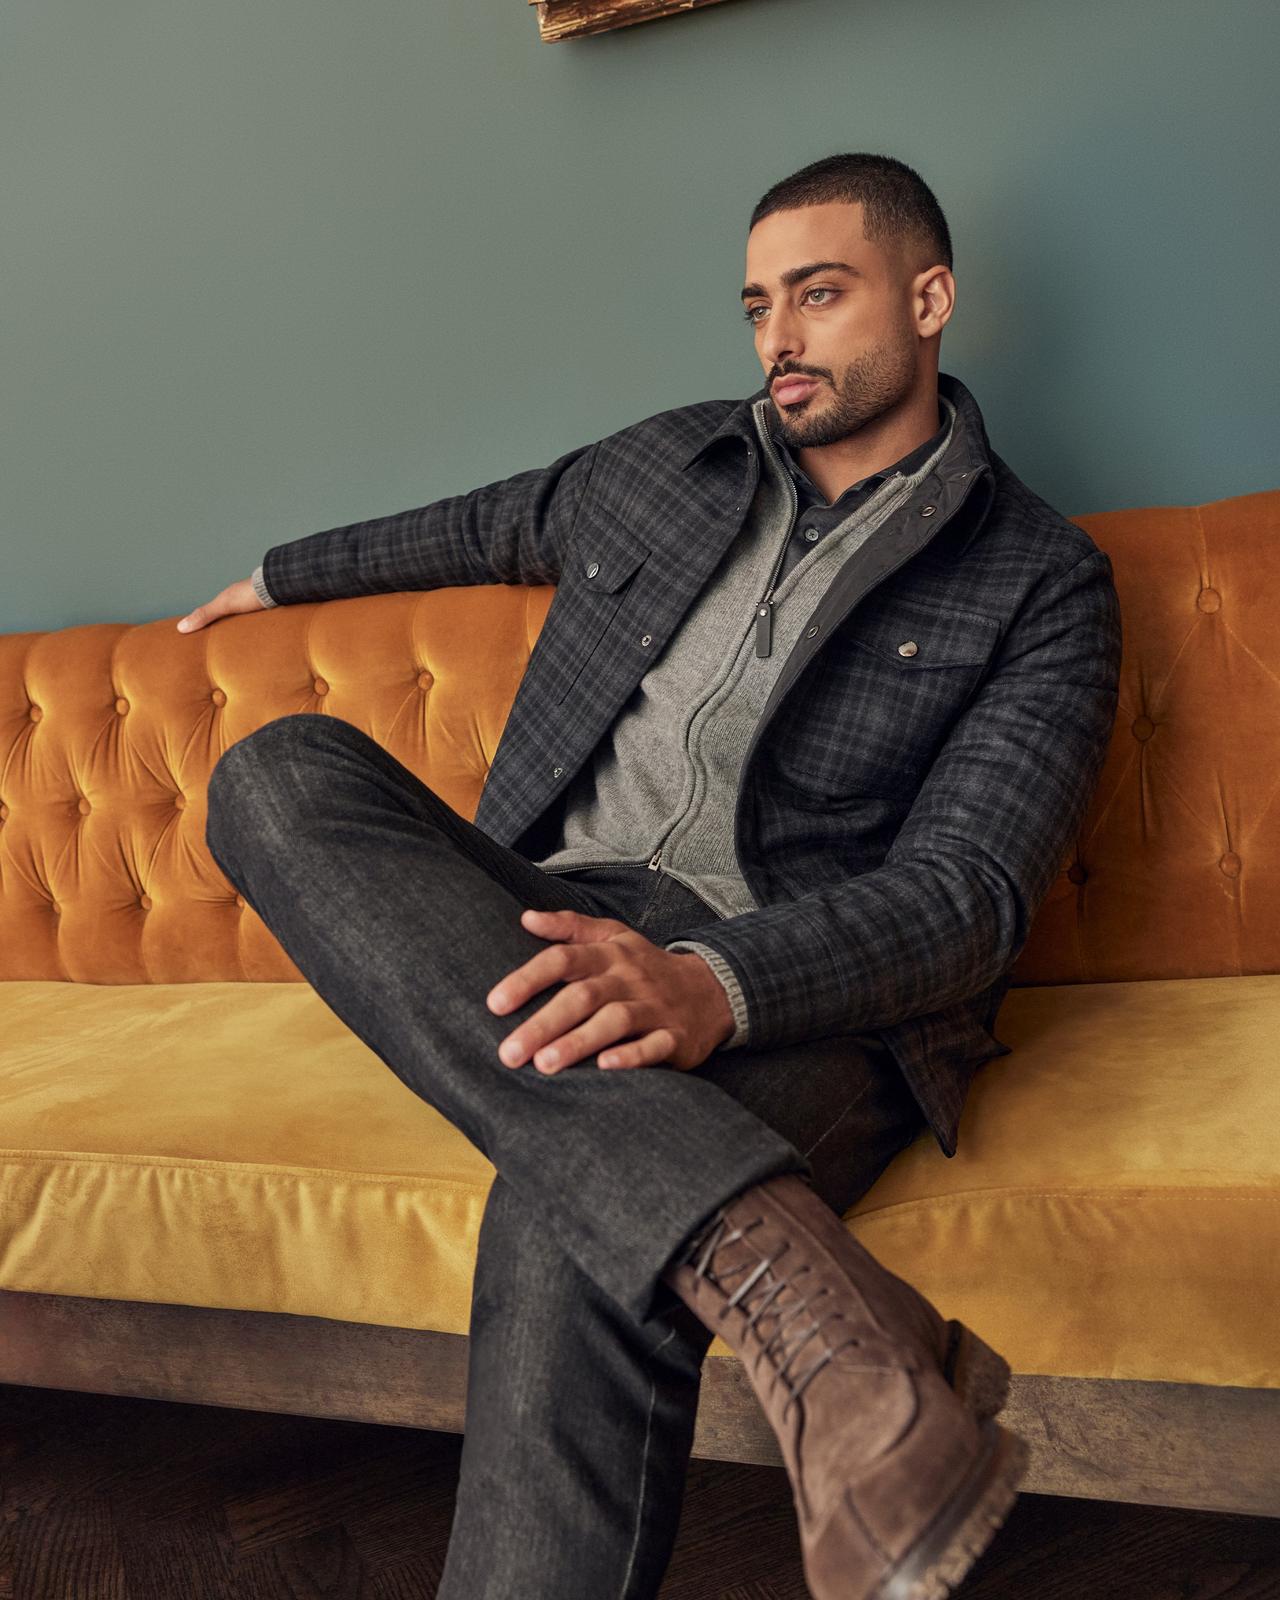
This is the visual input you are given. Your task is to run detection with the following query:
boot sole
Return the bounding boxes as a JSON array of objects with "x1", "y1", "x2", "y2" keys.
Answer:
[
  {"x1": 942, "y1": 1319, "x2": 1012, "y2": 1419},
  {"x1": 874, "y1": 1418, "x2": 1030, "y2": 1600}
]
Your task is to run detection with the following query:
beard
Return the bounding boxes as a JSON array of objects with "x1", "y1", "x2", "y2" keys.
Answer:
[{"x1": 771, "y1": 329, "x2": 917, "y2": 451}]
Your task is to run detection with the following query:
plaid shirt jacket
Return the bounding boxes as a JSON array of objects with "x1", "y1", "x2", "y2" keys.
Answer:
[{"x1": 261, "y1": 370, "x2": 1123, "y2": 1160}]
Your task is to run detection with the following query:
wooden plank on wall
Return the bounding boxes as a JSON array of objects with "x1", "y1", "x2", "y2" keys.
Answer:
[{"x1": 532, "y1": 0, "x2": 734, "y2": 43}]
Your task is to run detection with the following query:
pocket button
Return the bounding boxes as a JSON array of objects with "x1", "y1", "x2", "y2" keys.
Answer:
[{"x1": 897, "y1": 640, "x2": 919, "y2": 657}]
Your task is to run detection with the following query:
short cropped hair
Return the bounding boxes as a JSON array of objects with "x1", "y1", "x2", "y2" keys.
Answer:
[{"x1": 749, "y1": 153, "x2": 952, "y2": 276}]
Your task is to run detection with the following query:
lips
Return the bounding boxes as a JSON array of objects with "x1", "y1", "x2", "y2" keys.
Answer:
[{"x1": 773, "y1": 378, "x2": 819, "y2": 403}]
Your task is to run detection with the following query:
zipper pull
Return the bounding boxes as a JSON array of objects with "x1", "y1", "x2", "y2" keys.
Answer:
[
  {"x1": 647, "y1": 851, "x2": 662, "y2": 871},
  {"x1": 755, "y1": 601, "x2": 773, "y2": 658}
]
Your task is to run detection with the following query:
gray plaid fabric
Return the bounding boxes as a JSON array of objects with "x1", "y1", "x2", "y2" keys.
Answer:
[{"x1": 260, "y1": 371, "x2": 1122, "y2": 1159}]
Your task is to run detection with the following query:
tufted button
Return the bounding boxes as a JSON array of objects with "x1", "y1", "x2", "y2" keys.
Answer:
[
  {"x1": 897, "y1": 641, "x2": 918, "y2": 657},
  {"x1": 806, "y1": 625, "x2": 819, "y2": 638},
  {"x1": 640, "y1": 634, "x2": 652, "y2": 647},
  {"x1": 114, "y1": 698, "x2": 128, "y2": 715},
  {"x1": 1132, "y1": 714, "x2": 1155, "y2": 741},
  {"x1": 1219, "y1": 852, "x2": 1241, "y2": 878},
  {"x1": 1067, "y1": 862, "x2": 1088, "y2": 885},
  {"x1": 173, "y1": 793, "x2": 186, "y2": 810},
  {"x1": 920, "y1": 505, "x2": 937, "y2": 517},
  {"x1": 139, "y1": 893, "x2": 152, "y2": 911},
  {"x1": 416, "y1": 671, "x2": 433, "y2": 691},
  {"x1": 210, "y1": 689, "x2": 227, "y2": 707},
  {"x1": 77, "y1": 797, "x2": 91, "y2": 816},
  {"x1": 1197, "y1": 587, "x2": 1221, "y2": 613},
  {"x1": 29, "y1": 704, "x2": 43, "y2": 722},
  {"x1": 313, "y1": 678, "x2": 329, "y2": 696},
  {"x1": 235, "y1": 893, "x2": 246, "y2": 909},
  {"x1": 586, "y1": 562, "x2": 600, "y2": 579}
]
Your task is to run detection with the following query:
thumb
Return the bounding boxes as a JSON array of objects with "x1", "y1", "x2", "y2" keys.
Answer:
[{"x1": 520, "y1": 907, "x2": 627, "y2": 942}]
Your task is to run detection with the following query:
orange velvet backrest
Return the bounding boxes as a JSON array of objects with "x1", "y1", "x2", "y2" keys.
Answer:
[{"x1": 1, "y1": 487, "x2": 1276, "y2": 986}]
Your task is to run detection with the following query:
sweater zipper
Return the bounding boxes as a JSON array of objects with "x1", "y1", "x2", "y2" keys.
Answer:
[
  {"x1": 542, "y1": 853, "x2": 665, "y2": 873},
  {"x1": 752, "y1": 423, "x2": 800, "y2": 658}
]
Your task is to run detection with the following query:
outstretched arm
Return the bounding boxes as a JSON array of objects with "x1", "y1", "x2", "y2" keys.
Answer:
[{"x1": 176, "y1": 435, "x2": 601, "y2": 631}]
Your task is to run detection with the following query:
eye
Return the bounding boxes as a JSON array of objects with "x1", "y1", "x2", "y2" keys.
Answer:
[{"x1": 742, "y1": 286, "x2": 838, "y2": 324}]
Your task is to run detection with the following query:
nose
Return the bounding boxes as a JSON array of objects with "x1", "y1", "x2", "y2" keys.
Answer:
[{"x1": 759, "y1": 304, "x2": 803, "y2": 372}]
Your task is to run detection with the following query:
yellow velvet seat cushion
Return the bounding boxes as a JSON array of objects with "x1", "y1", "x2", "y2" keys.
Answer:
[{"x1": 2, "y1": 972, "x2": 1276, "y2": 1386}]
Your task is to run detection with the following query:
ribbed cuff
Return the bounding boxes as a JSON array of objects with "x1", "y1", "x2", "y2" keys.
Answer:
[
  {"x1": 665, "y1": 939, "x2": 749, "y2": 1049},
  {"x1": 251, "y1": 562, "x2": 278, "y2": 609}
]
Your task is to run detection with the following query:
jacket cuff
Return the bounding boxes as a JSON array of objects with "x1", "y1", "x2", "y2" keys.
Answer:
[
  {"x1": 665, "y1": 939, "x2": 750, "y2": 1049},
  {"x1": 251, "y1": 563, "x2": 278, "y2": 609}
]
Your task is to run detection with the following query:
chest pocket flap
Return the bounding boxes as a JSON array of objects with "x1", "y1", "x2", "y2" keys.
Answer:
[
  {"x1": 851, "y1": 597, "x2": 1002, "y2": 668},
  {"x1": 577, "y1": 516, "x2": 652, "y2": 593}
]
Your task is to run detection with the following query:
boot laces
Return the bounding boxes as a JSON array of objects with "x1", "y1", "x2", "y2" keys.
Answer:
[{"x1": 684, "y1": 1209, "x2": 864, "y2": 1426}]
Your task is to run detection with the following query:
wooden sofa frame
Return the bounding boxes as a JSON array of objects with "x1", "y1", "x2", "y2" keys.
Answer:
[{"x1": 3, "y1": 1286, "x2": 1277, "y2": 1518}]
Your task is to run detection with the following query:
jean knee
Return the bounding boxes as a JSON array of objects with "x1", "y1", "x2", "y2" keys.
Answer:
[{"x1": 205, "y1": 713, "x2": 333, "y2": 859}]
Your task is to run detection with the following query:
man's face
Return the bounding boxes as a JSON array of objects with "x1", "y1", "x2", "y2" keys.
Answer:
[{"x1": 741, "y1": 200, "x2": 923, "y2": 450}]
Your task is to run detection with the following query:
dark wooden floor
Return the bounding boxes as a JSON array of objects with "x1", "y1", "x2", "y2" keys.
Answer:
[{"x1": 1, "y1": 1383, "x2": 1277, "y2": 1599}]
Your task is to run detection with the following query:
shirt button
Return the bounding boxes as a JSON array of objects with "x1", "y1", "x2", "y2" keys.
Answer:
[
  {"x1": 552, "y1": 766, "x2": 563, "y2": 778},
  {"x1": 920, "y1": 505, "x2": 937, "y2": 517},
  {"x1": 898, "y1": 640, "x2": 919, "y2": 657},
  {"x1": 640, "y1": 634, "x2": 652, "y2": 647},
  {"x1": 803, "y1": 528, "x2": 819, "y2": 542},
  {"x1": 586, "y1": 562, "x2": 599, "y2": 579},
  {"x1": 806, "y1": 625, "x2": 819, "y2": 638}
]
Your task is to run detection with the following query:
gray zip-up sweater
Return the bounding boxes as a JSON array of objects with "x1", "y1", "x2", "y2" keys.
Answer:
[{"x1": 252, "y1": 395, "x2": 955, "y2": 1053}]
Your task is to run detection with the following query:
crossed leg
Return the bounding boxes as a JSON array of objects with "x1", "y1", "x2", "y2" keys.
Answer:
[
  {"x1": 439, "y1": 1048, "x2": 926, "y2": 1600},
  {"x1": 203, "y1": 712, "x2": 927, "y2": 1597}
]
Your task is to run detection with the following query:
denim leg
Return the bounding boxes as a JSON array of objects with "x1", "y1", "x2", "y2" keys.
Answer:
[
  {"x1": 439, "y1": 1035, "x2": 927, "y2": 1600},
  {"x1": 203, "y1": 712, "x2": 809, "y2": 1328}
]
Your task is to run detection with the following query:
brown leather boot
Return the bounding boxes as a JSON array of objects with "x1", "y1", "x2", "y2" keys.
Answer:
[{"x1": 661, "y1": 1172, "x2": 1029, "y2": 1600}]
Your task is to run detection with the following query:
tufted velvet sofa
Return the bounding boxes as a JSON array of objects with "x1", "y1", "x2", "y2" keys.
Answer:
[{"x1": 1, "y1": 487, "x2": 1278, "y2": 1518}]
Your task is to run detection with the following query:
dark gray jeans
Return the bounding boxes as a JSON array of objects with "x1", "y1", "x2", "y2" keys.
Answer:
[{"x1": 204, "y1": 713, "x2": 928, "y2": 1600}]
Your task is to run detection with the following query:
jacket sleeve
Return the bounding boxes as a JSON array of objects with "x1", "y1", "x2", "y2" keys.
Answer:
[
  {"x1": 257, "y1": 437, "x2": 601, "y2": 605},
  {"x1": 677, "y1": 547, "x2": 1123, "y2": 1049}
]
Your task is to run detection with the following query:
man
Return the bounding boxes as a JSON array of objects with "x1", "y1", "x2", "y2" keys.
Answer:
[{"x1": 180, "y1": 152, "x2": 1122, "y2": 1599}]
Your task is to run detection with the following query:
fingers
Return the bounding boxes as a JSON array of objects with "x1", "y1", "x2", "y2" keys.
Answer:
[
  {"x1": 496, "y1": 980, "x2": 625, "y2": 1071},
  {"x1": 177, "y1": 577, "x2": 263, "y2": 633},
  {"x1": 597, "y1": 1029, "x2": 679, "y2": 1070},
  {"x1": 487, "y1": 909, "x2": 663, "y2": 1071},
  {"x1": 519, "y1": 906, "x2": 631, "y2": 942},
  {"x1": 504, "y1": 998, "x2": 660, "y2": 1074},
  {"x1": 487, "y1": 918, "x2": 627, "y2": 1017}
]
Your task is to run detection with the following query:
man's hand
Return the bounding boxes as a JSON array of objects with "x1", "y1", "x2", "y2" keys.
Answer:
[
  {"x1": 176, "y1": 576, "x2": 265, "y2": 633},
  {"x1": 486, "y1": 907, "x2": 735, "y2": 1074}
]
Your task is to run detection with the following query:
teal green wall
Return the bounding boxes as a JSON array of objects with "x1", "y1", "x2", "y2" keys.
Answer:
[{"x1": 4, "y1": 0, "x2": 1276, "y2": 635}]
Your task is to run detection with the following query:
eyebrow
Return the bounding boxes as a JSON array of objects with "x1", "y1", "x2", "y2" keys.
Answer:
[{"x1": 740, "y1": 260, "x2": 860, "y2": 302}]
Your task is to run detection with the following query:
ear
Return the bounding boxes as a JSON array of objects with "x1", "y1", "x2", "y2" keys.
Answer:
[{"x1": 915, "y1": 264, "x2": 955, "y2": 338}]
